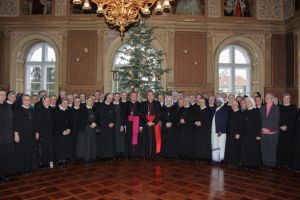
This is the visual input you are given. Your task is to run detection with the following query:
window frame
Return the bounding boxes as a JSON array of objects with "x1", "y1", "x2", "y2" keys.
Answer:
[
  {"x1": 25, "y1": 42, "x2": 56, "y2": 95},
  {"x1": 218, "y1": 45, "x2": 251, "y2": 96}
]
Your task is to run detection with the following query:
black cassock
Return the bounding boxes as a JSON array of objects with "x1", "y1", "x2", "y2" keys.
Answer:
[
  {"x1": 36, "y1": 105, "x2": 54, "y2": 165},
  {"x1": 53, "y1": 107, "x2": 73, "y2": 161},
  {"x1": 160, "y1": 105, "x2": 179, "y2": 158},
  {"x1": 225, "y1": 109, "x2": 243, "y2": 165},
  {"x1": 71, "y1": 107, "x2": 81, "y2": 160},
  {"x1": 97, "y1": 103, "x2": 116, "y2": 158},
  {"x1": 192, "y1": 106, "x2": 213, "y2": 160},
  {"x1": 0, "y1": 102, "x2": 15, "y2": 174},
  {"x1": 125, "y1": 101, "x2": 143, "y2": 157},
  {"x1": 240, "y1": 109, "x2": 262, "y2": 167},
  {"x1": 294, "y1": 109, "x2": 300, "y2": 171},
  {"x1": 114, "y1": 102, "x2": 126, "y2": 155},
  {"x1": 77, "y1": 106, "x2": 97, "y2": 162},
  {"x1": 141, "y1": 100, "x2": 161, "y2": 160},
  {"x1": 13, "y1": 107, "x2": 37, "y2": 173},
  {"x1": 178, "y1": 106, "x2": 194, "y2": 159},
  {"x1": 277, "y1": 104, "x2": 297, "y2": 168}
]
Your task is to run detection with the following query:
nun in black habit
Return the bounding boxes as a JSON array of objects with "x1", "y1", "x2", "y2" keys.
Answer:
[
  {"x1": 225, "y1": 100, "x2": 243, "y2": 166},
  {"x1": 36, "y1": 96, "x2": 54, "y2": 168},
  {"x1": 97, "y1": 93, "x2": 116, "y2": 159},
  {"x1": 277, "y1": 94, "x2": 297, "y2": 168},
  {"x1": 240, "y1": 97, "x2": 262, "y2": 168},
  {"x1": 71, "y1": 97, "x2": 81, "y2": 160},
  {"x1": 160, "y1": 95, "x2": 179, "y2": 159},
  {"x1": 0, "y1": 90, "x2": 15, "y2": 181},
  {"x1": 13, "y1": 94, "x2": 38, "y2": 174},
  {"x1": 178, "y1": 96, "x2": 194, "y2": 160},
  {"x1": 113, "y1": 93, "x2": 126, "y2": 157},
  {"x1": 77, "y1": 96, "x2": 97, "y2": 164},
  {"x1": 192, "y1": 97, "x2": 213, "y2": 161},
  {"x1": 53, "y1": 98, "x2": 73, "y2": 164}
]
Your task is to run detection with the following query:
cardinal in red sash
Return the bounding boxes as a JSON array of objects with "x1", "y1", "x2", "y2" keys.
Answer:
[{"x1": 141, "y1": 91, "x2": 162, "y2": 160}]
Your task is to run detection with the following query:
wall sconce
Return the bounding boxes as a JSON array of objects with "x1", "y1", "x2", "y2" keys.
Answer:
[
  {"x1": 183, "y1": 49, "x2": 189, "y2": 54},
  {"x1": 83, "y1": 48, "x2": 89, "y2": 54},
  {"x1": 75, "y1": 58, "x2": 81, "y2": 62},
  {"x1": 194, "y1": 61, "x2": 198, "y2": 65}
]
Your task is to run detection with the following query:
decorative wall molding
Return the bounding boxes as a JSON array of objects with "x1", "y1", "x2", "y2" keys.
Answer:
[
  {"x1": 55, "y1": 0, "x2": 68, "y2": 16},
  {"x1": 284, "y1": 0, "x2": 295, "y2": 19},
  {"x1": 0, "y1": 0, "x2": 19, "y2": 16},
  {"x1": 10, "y1": 31, "x2": 63, "y2": 52},
  {"x1": 257, "y1": 0, "x2": 284, "y2": 20},
  {"x1": 207, "y1": 0, "x2": 221, "y2": 18}
]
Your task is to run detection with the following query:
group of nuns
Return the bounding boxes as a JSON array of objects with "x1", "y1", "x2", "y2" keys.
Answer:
[{"x1": 1, "y1": 89, "x2": 300, "y2": 182}]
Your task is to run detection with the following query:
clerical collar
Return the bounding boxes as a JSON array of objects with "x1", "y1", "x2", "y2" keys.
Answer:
[
  {"x1": 44, "y1": 105, "x2": 49, "y2": 109},
  {"x1": 113, "y1": 101, "x2": 119, "y2": 105},
  {"x1": 86, "y1": 105, "x2": 92, "y2": 109},
  {"x1": 59, "y1": 105, "x2": 67, "y2": 111},
  {"x1": 74, "y1": 106, "x2": 80, "y2": 110},
  {"x1": 248, "y1": 107, "x2": 254, "y2": 110},
  {"x1": 22, "y1": 105, "x2": 30, "y2": 109},
  {"x1": 160, "y1": 102, "x2": 164, "y2": 106},
  {"x1": 105, "y1": 101, "x2": 110, "y2": 105},
  {"x1": 200, "y1": 106, "x2": 207, "y2": 110},
  {"x1": 283, "y1": 103, "x2": 291, "y2": 106},
  {"x1": 6, "y1": 100, "x2": 13, "y2": 105}
]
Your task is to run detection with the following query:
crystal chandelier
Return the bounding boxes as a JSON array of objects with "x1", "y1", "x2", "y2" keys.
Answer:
[{"x1": 72, "y1": 0, "x2": 171, "y2": 37}]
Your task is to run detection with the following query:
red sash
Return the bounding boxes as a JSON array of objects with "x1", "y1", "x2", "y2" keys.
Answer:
[
  {"x1": 146, "y1": 115, "x2": 161, "y2": 153},
  {"x1": 128, "y1": 115, "x2": 139, "y2": 145}
]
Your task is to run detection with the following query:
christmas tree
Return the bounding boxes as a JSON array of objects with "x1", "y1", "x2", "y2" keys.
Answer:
[{"x1": 112, "y1": 20, "x2": 170, "y2": 99}]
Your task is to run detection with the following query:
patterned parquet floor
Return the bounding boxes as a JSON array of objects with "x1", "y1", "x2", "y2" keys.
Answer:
[{"x1": 0, "y1": 159, "x2": 300, "y2": 200}]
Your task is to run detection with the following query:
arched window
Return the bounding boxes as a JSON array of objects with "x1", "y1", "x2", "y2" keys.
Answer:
[
  {"x1": 112, "y1": 43, "x2": 160, "y2": 92},
  {"x1": 218, "y1": 45, "x2": 251, "y2": 96},
  {"x1": 25, "y1": 42, "x2": 56, "y2": 95}
]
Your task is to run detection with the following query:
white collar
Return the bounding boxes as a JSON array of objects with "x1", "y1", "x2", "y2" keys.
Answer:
[
  {"x1": 113, "y1": 101, "x2": 119, "y2": 105},
  {"x1": 95, "y1": 100, "x2": 99, "y2": 103},
  {"x1": 184, "y1": 105, "x2": 190, "y2": 108},
  {"x1": 22, "y1": 105, "x2": 30, "y2": 109},
  {"x1": 233, "y1": 108, "x2": 239, "y2": 112},
  {"x1": 6, "y1": 100, "x2": 13, "y2": 105},
  {"x1": 248, "y1": 107, "x2": 254, "y2": 110},
  {"x1": 121, "y1": 100, "x2": 127, "y2": 103},
  {"x1": 50, "y1": 104, "x2": 56, "y2": 107},
  {"x1": 105, "y1": 101, "x2": 110, "y2": 105},
  {"x1": 86, "y1": 105, "x2": 93, "y2": 109},
  {"x1": 74, "y1": 106, "x2": 80, "y2": 110},
  {"x1": 166, "y1": 104, "x2": 172, "y2": 108},
  {"x1": 200, "y1": 106, "x2": 207, "y2": 110},
  {"x1": 209, "y1": 104, "x2": 215, "y2": 107},
  {"x1": 283, "y1": 103, "x2": 291, "y2": 106},
  {"x1": 59, "y1": 105, "x2": 67, "y2": 111}
]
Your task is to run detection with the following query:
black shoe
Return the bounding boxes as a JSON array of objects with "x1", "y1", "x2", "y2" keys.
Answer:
[{"x1": 0, "y1": 175, "x2": 10, "y2": 182}]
